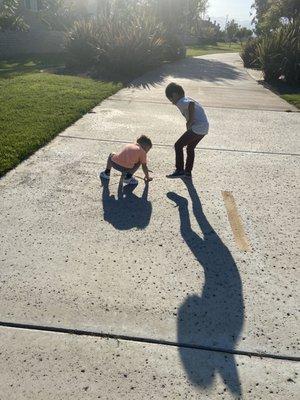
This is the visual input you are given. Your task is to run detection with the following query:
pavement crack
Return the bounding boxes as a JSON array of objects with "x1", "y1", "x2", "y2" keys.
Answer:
[
  {"x1": 58, "y1": 135, "x2": 300, "y2": 157},
  {"x1": 0, "y1": 321, "x2": 299, "y2": 363},
  {"x1": 105, "y1": 98, "x2": 298, "y2": 112}
]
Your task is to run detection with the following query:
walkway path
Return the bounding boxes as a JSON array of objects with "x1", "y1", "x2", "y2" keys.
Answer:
[{"x1": 0, "y1": 53, "x2": 299, "y2": 399}]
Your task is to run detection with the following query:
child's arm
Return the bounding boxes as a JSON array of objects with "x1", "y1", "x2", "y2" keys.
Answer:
[
  {"x1": 142, "y1": 163, "x2": 153, "y2": 182},
  {"x1": 186, "y1": 101, "x2": 195, "y2": 130}
]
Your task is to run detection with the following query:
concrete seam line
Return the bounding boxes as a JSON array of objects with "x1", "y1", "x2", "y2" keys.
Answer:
[
  {"x1": 104, "y1": 98, "x2": 298, "y2": 112},
  {"x1": 58, "y1": 135, "x2": 300, "y2": 157},
  {"x1": 0, "y1": 321, "x2": 299, "y2": 363}
]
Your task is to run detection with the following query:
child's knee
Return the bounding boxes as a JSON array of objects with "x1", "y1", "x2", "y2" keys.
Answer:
[
  {"x1": 175, "y1": 141, "x2": 183, "y2": 151},
  {"x1": 186, "y1": 146, "x2": 195, "y2": 155}
]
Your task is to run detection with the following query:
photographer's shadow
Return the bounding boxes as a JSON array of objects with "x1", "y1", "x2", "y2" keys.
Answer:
[
  {"x1": 101, "y1": 178, "x2": 152, "y2": 230},
  {"x1": 167, "y1": 181, "x2": 244, "y2": 397}
]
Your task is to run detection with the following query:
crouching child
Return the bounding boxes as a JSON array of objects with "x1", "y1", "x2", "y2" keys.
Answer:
[{"x1": 100, "y1": 135, "x2": 153, "y2": 184}]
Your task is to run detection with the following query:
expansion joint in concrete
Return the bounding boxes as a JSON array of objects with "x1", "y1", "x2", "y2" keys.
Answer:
[
  {"x1": 0, "y1": 321, "x2": 299, "y2": 363},
  {"x1": 59, "y1": 135, "x2": 300, "y2": 157}
]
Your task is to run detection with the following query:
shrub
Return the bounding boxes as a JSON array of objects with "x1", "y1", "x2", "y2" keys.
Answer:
[
  {"x1": 64, "y1": 20, "x2": 100, "y2": 71},
  {"x1": 0, "y1": 0, "x2": 28, "y2": 32},
  {"x1": 257, "y1": 23, "x2": 300, "y2": 84},
  {"x1": 95, "y1": 13, "x2": 166, "y2": 78},
  {"x1": 240, "y1": 38, "x2": 261, "y2": 69},
  {"x1": 64, "y1": 12, "x2": 184, "y2": 79},
  {"x1": 163, "y1": 32, "x2": 186, "y2": 61},
  {"x1": 195, "y1": 19, "x2": 223, "y2": 45}
]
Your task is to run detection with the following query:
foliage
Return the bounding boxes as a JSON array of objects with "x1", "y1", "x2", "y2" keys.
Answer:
[
  {"x1": 252, "y1": 0, "x2": 300, "y2": 34},
  {"x1": 240, "y1": 38, "x2": 261, "y2": 68},
  {"x1": 0, "y1": 0, "x2": 28, "y2": 31},
  {"x1": 95, "y1": 12, "x2": 166, "y2": 77},
  {"x1": 236, "y1": 27, "x2": 253, "y2": 44},
  {"x1": 163, "y1": 32, "x2": 186, "y2": 60},
  {"x1": 251, "y1": 0, "x2": 269, "y2": 34},
  {"x1": 225, "y1": 19, "x2": 240, "y2": 44},
  {"x1": 64, "y1": 12, "x2": 172, "y2": 78},
  {"x1": 257, "y1": 23, "x2": 300, "y2": 83},
  {"x1": 38, "y1": 0, "x2": 79, "y2": 31},
  {"x1": 65, "y1": 20, "x2": 100, "y2": 70},
  {"x1": 224, "y1": 19, "x2": 253, "y2": 46},
  {"x1": 40, "y1": 0, "x2": 209, "y2": 36},
  {"x1": 195, "y1": 18, "x2": 223, "y2": 45},
  {"x1": 182, "y1": 0, "x2": 209, "y2": 35},
  {"x1": 139, "y1": 0, "x2": 208, "y2": 35},
  {"x1": 250, "y1": 0, "x2": 299, "y2": 85}
]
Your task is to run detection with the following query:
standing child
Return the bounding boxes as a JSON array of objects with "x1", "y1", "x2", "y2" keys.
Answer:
[
  {"x1": 100, "y1": 135, "x2": 153, "y2": 185},
  {"x1": 165, "y1": 82, "x2": 209, "y2": 179}
]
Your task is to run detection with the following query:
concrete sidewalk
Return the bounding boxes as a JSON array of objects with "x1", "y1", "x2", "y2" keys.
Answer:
[{"x1": 0, "y1": 53, "x2": 299, "y2": 399}]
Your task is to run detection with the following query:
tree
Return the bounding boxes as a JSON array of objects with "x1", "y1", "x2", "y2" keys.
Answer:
[
  {"x1": 251, "y1": 0, "x2": 268, "y2": 34},
  {"x1": 225, "y1": 19, "x2": 239, "y2": 45},
  {"x1": 138, "y1": 0, "x2": 208, "y2": 34},
  {"x1": 194, "y1": 18, "x2": 222, "y2": 44},
  {"x1": 38, "y1": 0, "x2": 82, "y2": 31},
  {"x1": 252, "y1": 0, "x2": 300, "y2": 34},
  {"x1": 0, "y1": 0, "x2": 28, "y2": 31},
  {"x1": 94, "y1": 0, "x2": 208, "y2": 34},
  {"x1": 236, "y1": 27, "x2": 253, "y2": 44},
  {"x1": 184, "y1": 0, "x2": 208, "y2": 34}
]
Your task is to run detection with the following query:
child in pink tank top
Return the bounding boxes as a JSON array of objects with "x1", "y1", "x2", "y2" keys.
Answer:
[{"x1": 100, "y1": 135, "x2": 153, "y2": 185}]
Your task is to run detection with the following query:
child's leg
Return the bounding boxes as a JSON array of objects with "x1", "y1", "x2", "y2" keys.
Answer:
[
  {"x1": 174, "y1": 131, "x2": 194, "y2": 171},
  {"x1": 104, "y1": 153, "x2": 115, "y2": 174},
  {"x1": 125, "y1": 162, "x2": 141, "y2": 179},
  {"x1": 186, "y1": 134, "x2": 205, "y2": 173}
]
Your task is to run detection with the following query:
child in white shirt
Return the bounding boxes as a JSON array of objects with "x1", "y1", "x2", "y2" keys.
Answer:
[{"x1": 165, "y1": 82, "x2": 209, "y2": 179}]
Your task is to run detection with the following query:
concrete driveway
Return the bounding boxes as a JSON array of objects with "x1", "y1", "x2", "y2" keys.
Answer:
[{"x1": 0, "y1": 53, "x2": 299, "y2": 399}]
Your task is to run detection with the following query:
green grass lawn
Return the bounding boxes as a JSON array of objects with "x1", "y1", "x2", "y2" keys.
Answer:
[
  {"x1": 267, "y1": 81, "x2": 300, "y2": 110},
  {"x1": 281, "y1": 94, "x2": 300, "y2": 109},
  {"x1": 187, "y1": 42, "x2": 242, "y2": 57},
  {"x1": 0, "y1": 54, "x2": 66, "y2": 78},
  {"x1": 0, "y1": 55, "x2": 121, "y2": 177}
]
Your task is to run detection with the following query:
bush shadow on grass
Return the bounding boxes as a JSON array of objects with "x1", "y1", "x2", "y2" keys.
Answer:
[
  {"x1": 0, "y1": 53, "x2": 123, "y2": 86},
  {"x1": 258, "y1": 80, "x2": 300, "y2": 109},
  {"x1": 101, "y1": 177, "x2": 152, "y2": 230},
  {"x1": 167, "y1": 180, "x2": 244, "y2": 396},
  {"x1": 0, "y1": 53, "x2": 66, "y2": 79},
  {"x1": 128, "y1": 56, "x2": 244, "y2": 89}
]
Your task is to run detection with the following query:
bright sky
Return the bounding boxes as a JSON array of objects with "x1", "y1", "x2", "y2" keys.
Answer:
[{"x1": 208, "y1": 0, "x2": 253, "y2": 21}]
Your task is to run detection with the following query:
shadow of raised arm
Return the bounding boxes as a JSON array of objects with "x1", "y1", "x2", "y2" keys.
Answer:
[{"x1": 167, "y1": 183, "x2": 244, "y2": 396}]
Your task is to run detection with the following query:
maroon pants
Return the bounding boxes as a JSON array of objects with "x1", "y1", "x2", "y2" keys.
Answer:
[{"x1": 175, "y1": 130, "x2": 205, "y2": 173}]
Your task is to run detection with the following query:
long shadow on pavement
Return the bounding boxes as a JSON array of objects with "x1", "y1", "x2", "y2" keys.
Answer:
[
  {"x1": 167, "y1": 180, "x2": 244, "y2": 396},
  {"x1": 129, "y1": 57, "x2": 244, "y2": 89},
  {"x1": 102, "y1": 178, "x2": 152, "y2": 230}
]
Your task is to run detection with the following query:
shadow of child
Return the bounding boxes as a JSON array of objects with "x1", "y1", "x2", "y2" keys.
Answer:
[
  {"x1": 101, "y1": 178, "x2": 152, "y2": 230},
  {"x1": 167, "y1": 180, "x2": 244, "y2": 396}
]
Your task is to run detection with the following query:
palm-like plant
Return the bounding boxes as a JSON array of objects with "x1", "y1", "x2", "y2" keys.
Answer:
[
  {"x1": 241, "y1": 38, "x2": 261, "y2": 68},
  {"x1": 65, "y1": 10, "x2": 168, "y2": 78},
  {"x1": 65, "y1": 19, "x2": 101, "y2": 70},
  {"x1": 257, "y1": 22, "x2": 299, "y2": 83},
  {"x1": 0, "y1": 0, "x2": 28, "y2": 31},
  {"x1": 95, "y1": 12, "x2": 166, "y2": 77}
]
